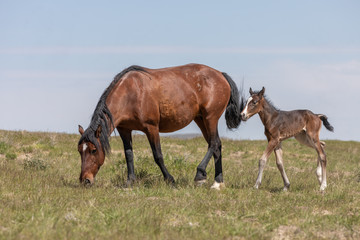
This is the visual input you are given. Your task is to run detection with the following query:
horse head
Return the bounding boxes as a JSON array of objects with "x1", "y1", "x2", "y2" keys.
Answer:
[
  {"x1": 241, "y1": 87, "x2": 265, "y2": 121},
  {"x1": 78, "y1": 125, "x2": 105, "y2": 185}
]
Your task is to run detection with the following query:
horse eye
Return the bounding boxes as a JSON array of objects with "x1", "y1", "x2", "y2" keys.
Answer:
[
  {"x1": 91, "y1": 149, "x2": 97, "y2": 154},
  {"x1": 253, "y1": 100, "x2": 258, "y2": 105}
]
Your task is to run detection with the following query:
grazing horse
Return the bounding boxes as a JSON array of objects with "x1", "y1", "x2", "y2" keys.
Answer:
[
  {"x1": 241, "y1": 87, "x2": 334, "y2": 191},
  {"x1": 78, "y1": 64, "x2": 244, "y2": 189}
]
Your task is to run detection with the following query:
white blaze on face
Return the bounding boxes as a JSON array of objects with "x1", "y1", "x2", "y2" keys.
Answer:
[
  {"x1": 242, "y1": 96, "x2": 253, "y2": 117},
  {"x1": 83, "y1": 143, "x2": 88, "y2": 152}
]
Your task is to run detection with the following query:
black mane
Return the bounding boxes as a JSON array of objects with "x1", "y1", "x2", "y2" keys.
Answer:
[{"x1": 78, "y1": 65, "x2": 148, "y2": 155}]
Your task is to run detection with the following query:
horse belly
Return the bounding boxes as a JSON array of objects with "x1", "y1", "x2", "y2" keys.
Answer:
[{"x1": 158, "y1": 97, "x2": 199, "y2": 132}]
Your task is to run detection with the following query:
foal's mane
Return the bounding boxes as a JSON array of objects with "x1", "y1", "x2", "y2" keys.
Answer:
[
  {"x1": 252, "y1": 90, "x2": 280, "y2": 111},
  {"x1": 78, "y1": 65, "x2": 148, "y2": 155},
  {"x1": 263, "y1": 95, "x2": 280, "y2": 111}
]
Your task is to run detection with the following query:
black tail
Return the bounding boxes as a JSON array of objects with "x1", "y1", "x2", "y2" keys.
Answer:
[
  {"x1": 222, "y1": 72, "x2": 245, "y2": 129},
  {"x1": 319, "y1": 115, "x2": 334, "y2": 132}
]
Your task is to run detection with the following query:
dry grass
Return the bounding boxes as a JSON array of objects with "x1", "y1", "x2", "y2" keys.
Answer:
[{"x1": 0, "y1": 129, "x2": 359, "y2": 239}]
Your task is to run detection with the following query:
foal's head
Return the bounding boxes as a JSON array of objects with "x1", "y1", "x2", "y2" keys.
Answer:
[
  {"x1": 241, "y1": 87, "x2": 265, "y2": 121},
  {"x1": 78, "y1": 125, "x2": 105, "y2": 185}
]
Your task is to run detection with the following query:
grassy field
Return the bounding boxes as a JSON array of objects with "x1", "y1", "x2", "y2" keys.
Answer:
[{"x1": 0, "y1": 129, "x2": 359, "y2": 239}]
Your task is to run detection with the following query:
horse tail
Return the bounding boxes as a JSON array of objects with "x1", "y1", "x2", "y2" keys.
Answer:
[
  {"x1": 318, "y1": 114, "x2": 334, "y2": 132},
  {"x1": 222, "y1": 72, "x2": 245, "y2": 129}
]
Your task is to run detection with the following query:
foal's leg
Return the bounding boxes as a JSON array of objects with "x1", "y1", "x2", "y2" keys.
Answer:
[
  {"x1": 118, "y1": 128, "x2": 136, "y2": 185},
  {"x1": 316, "y1": 143, "x2": 326, "y2": 184},
  {"x1": 314, "y1": 140, "x2": 327, "y2": 191},
  {"x1": 306, "y1": 128, "x2": 327, "y2": 191},
  {"x1": 295, "y1": 131, "x2": 322, "y2": 183},
  {"x1": 254, "y1": 140, "x2": 279, "y2": 189},
  {"x1": 144, "y1": 125, "x2": 175, "y2": 184},
  {"x1": 274, "y1": 144, "x2": 291, "y2": 191},
  {"x1": 315, "y1": 156, "x2": 323, "y2": 184},
  {"x1": 296, "y1": 131, "x2": 327, "y2": 190}
]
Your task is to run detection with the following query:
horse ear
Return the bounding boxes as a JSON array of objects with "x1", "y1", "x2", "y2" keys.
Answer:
[
  {"x1": 78, "y1": 125, "x2": 84, "y2": 135},
  {"x1": 259, "y1": 87, "x2": 265, "y2": 98},
  {"x1": 249, "y1": 87, "x2": 254, "y2": 95},
  {"x1": 95, "y1": 125, "x2": 102, "y2": 138}
]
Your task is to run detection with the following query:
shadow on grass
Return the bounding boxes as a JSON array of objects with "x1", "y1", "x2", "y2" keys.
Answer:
[
  {"x1": 110, "y1": 168, "x2": 164, "y2": 189},
  {"x1": 110, "y1": 169, "x2": 194, "y2": 190},
  {"x1": 269, "y1": 187, "x2": 286, "y2": 193}
]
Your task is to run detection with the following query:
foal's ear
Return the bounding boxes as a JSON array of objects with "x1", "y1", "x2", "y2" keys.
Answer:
[
  {"x1": 95, "y1": 125, "x2": 102, "y2": 138},
  {"x1": 259, "y1": 87, "x2": 265, "y2": 98},
  {"x1": 249, "y1": 87, "x2": 254, "y2": 95},
  {"x1": 78, "y1": 125, "x2": 84, "y2": 135}
]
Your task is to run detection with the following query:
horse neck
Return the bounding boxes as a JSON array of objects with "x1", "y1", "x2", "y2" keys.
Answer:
[
  {"x1": 258, "y1": 99, "x2": 278, "y2": 127},
  {"x1": 105, "y1": 87, "x2": 128, "y2": 132}
]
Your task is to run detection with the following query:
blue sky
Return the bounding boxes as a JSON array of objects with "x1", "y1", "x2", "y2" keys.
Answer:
[{"x1": 1, "y1": 1, "x2": 359, "y2": 141}]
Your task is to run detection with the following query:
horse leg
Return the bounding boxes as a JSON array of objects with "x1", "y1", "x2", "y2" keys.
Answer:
[
  {"x1": 193, "y1": 117, "x2": 210, "y2": 184},
  {"x1": 274, "y1": 144, "x2": 290, "y2": 191},
  {"x1": 306, "y1": 127, "x2": 327, "y2": 191},
  {"x1": 254, "y1": 140, "x2": 278, "y2": 189},
  {"x1": 297, "y1": 131, "x2": 327, "y2": 190},
  {"x1": 144, "y1": 125, "x2": 175, "y2": 184},
  {"x1": 210, "y1": 130, "x2": 224, "y2": 190},
  {"x1": 315, "y1": 156, "x2": 323, "y2": 184},
  {"x1": 194, "y1": 117, "x2": 224, "y2": 189},
  {"x1": 295, "y1": 131, "x2": 321, "y2": 183},
  {"x1": 313, "y1": 139, "x2": 327, "y2": 191},
  {"x1": 118, "y1": 128, "x2": 136, "y2": 186}
]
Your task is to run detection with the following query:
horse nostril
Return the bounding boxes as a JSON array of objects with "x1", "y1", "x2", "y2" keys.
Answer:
[
  {"x1": 241, "y1": 113, "x2": 248, "y2": 121},
  {"x1": 84, "y1": 178, "x2": 91, "y2": 185}
]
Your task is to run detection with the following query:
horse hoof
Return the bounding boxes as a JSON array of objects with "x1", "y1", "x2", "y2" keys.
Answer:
[
  {"x1": 210, "y1": 181, "x2": 225, "y2": 190},
  {"x1": 126, "y1": 180, "x2": 135, "y2": 188},
  {"x1": 194, "y1": 179, "x2": 207, "y2": 187},
  {"x1": 165, "y1": 176, "x2": 176, "y2": 185}
]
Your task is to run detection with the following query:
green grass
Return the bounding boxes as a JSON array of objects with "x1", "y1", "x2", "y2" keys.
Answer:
[{"x1": 0, "y1": 129, "x2": 359, "y2": 239}]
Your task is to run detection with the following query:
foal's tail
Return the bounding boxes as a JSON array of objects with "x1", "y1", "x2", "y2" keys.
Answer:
[
  {"x1": 318, "y1": 114, "x2": 334, "y2": 132},
  {"x1": 222, "y1": 72, "x2": 245, "y2": 129}
]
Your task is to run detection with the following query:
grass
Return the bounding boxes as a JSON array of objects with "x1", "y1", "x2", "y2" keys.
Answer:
[{"x1": 0, "y1": 129, "x2": 359, "y2": 239}]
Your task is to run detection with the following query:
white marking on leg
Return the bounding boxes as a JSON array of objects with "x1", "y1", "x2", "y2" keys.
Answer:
[
  {"x1": 210, "y1": 181, "x2": 225, "y2": 190},
  {"x1": 320, "y1": 182, "x2": 327, "y2": 191},
  {"x1": 316, "y1": 165, "x2": 322, "y2": 184},
  {"x1": 254, "y1": 156, "x2": 267, "y2": 189},
  {"x1": 83, "y1": 143, "x2": 88, "y2": 152}
]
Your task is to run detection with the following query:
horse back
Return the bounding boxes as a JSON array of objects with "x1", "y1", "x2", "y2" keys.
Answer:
[{"x1": 110, "y1": 64, "x2": 231, "y2": 132}]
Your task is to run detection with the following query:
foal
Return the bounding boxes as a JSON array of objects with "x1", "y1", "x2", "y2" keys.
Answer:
[{"x1": 241, "y1": 87, "x2": 334, "y2": 191}]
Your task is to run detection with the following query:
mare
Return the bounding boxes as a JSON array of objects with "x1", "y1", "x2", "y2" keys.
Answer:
[
  {"x1": 241, "y1": 87, "x2": 334, "y2": 191},
  {"x1": 78, "y1": 64, "x2": 244, "y2": 189}
]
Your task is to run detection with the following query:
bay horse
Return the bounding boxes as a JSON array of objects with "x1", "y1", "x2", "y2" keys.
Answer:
[
  {"x1": 240, "y1": 87, "x2": 334, "y2": 191},
  {"x1": 78, "y1": 64, "x2": 244, "y2": 189}
]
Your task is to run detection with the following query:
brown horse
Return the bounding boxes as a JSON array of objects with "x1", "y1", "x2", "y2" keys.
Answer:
[
  {"x1": 241, "y1": 87, "x2": 334, "y2": 191},
  {"x1": 78, "y1": 64, "x2": 244, "y2": 189}
]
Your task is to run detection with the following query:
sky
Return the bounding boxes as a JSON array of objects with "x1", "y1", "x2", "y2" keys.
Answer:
[{"x1": 0, "y1": 1, "x2": 359, "y2": 141}]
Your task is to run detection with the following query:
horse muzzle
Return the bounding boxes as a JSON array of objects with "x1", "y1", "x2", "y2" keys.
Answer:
[
  {"x1": 241, "y1": 113, "x2": 249, "y2": 121},
  {"x1": 80, "y1": 173, "x2": 95, "y2": 185}
]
